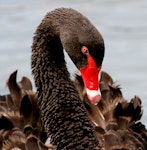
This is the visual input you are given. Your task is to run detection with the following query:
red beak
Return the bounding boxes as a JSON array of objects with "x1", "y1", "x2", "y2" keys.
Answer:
[{"x1": 80, "y1": 53, "x2": 102, "y2": 105}]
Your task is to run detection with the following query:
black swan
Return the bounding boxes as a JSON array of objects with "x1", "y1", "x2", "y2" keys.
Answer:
[
  {"x1": 0, "y1": 7, "x2": 146, "y2": 150},
  {"x1": 31, "y1": 8, "x2": 104, "y2": 149},
  {"x1": 31, "y1": 7, "x2": 147, "y2": 149}
]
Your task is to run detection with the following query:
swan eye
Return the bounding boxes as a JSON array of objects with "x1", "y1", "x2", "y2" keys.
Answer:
[{"x1": 81, "y1": 46, "x2": 89, "y2": 54}]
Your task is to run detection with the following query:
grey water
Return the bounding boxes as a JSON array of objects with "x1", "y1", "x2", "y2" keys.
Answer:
[{"x1": 0, "y1": 0, "x2": 147, "y2": 126}]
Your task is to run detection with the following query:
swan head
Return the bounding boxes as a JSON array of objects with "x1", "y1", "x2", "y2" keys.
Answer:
[
  {"x1": 79, "y1": 46, "x2": 103, "y2": 105},
  {"x1": 63, "y1": 33, "x2": 104, "y2": 104}
]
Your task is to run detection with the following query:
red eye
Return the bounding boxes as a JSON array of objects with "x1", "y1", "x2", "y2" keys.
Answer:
[{"x1": 81, "y1": 46, "x2": 89, "y2": 54}]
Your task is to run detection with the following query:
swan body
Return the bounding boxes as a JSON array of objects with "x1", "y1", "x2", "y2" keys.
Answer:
[
  {"x1": 74, "y1": 71, "x2": 147, "y2": 149},
  {"x1": 31, "y1": 8, "x2": 104, "y2": 149},
  {"x1": 0, "y1": 7, "x2": 146, "y2": 150},
  {"x1": 0, "y1": 71, "x2": 50, "y2": 150},
  {"x1": 0, "y1": 71, "x2": 147, "y2": 149}
]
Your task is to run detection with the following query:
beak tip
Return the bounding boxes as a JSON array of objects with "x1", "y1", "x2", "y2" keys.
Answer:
[
  {"x1": 86, "y1": 88, "x2": 101, "y2": 105},
  {"x1": 89, "y1": 95, "x2": 101, "y2": 105}
]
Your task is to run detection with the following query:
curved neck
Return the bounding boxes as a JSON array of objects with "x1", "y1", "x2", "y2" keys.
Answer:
[{"x1": 31, "y1": 9, "x2": 101, "y2": 149}]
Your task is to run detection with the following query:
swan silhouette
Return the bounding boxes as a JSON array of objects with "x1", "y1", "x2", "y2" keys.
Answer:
[{"x1": 31, "y1": 8, "x2": 104, "y2": 149}]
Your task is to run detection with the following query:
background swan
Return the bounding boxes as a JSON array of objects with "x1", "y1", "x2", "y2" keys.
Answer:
[{"x1": 0, "y1": 70, "x2": 146, "y2": 149}]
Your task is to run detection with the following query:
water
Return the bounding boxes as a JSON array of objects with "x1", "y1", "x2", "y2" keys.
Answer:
[{"x1": 0, "y1": 0, "x2": 147, "y2": 125}]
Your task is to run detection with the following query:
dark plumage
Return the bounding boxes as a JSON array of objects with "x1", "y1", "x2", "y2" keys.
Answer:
[
  {"x1": 31, "y1": 7, "x2": 147, "y2": 149},
  {"x1": 0, "y1": 70, "x2": 147, "y2": 149},
  {"x1": 0, "y1": 71, "x2": 50, "y2": 150},
  {"x1": 31, "y1": 8, "x2": 104, "y2": 149},
  {"x1": 74, "y1": 71, "x2": 147, "y2": 149},
  {"x1": 0, "y1": 7, "x2": 146, "y2": 150}
]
